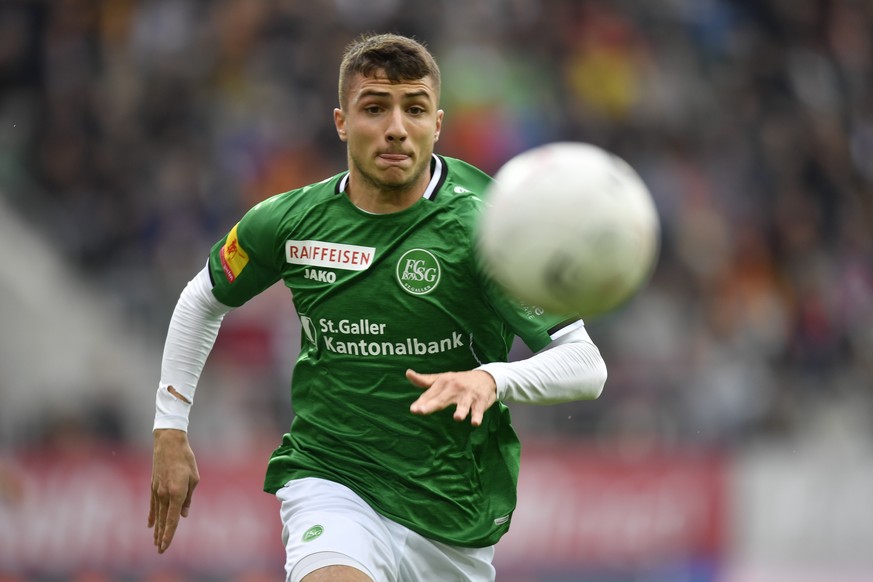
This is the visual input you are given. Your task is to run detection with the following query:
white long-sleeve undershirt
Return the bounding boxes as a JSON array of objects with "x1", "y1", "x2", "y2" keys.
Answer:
[
  {"x1": 478, "y1": 320, "x2": 607, "y2": 404},
  {"x1": 154, "y1": 267, "x2": 607, "y2": 431},
  {"x1": 154, "y1": 267, "x2": 230, "y2": 431}
]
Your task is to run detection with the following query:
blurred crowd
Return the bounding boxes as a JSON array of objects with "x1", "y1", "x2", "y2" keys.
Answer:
[{"x1": 1, "y1": 0, "x2": 871, "y2": 452}]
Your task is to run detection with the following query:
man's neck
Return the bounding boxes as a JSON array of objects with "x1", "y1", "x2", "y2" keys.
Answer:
[
  {"x1": 346, "y1": 185, "x2": 422, "y2": 214},
  {"x1": 345, "y1": 167, "x2": 433, "y2": 214}
]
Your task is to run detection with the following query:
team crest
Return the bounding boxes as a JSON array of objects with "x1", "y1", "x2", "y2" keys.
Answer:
[{"x1": 396, "y1": 249, "x2": 441, "y2": 295}]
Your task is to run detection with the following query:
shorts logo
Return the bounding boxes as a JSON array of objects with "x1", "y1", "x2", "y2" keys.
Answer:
[
  {"x1": 219, "y1": 223, "x2": 249, "y2": 282},
  {"x1": 302, "y1": 524, "x2": 324, "y2": 542},
  {"x1": 396, "y1": 249, "x2": 441, "y2": 296}
]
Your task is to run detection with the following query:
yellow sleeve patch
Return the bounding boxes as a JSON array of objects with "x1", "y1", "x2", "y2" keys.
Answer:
[{"x1": 219, "y1": 223, "x2": 250, "y2": 282}]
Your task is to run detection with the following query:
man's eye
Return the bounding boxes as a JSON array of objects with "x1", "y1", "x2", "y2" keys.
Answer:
[
  {"x1": 409, "y1": 106, "x2": 425, "y2": 115},
  {"x1": 364, "y1": 105, "x2": 382, "y2": 114}
]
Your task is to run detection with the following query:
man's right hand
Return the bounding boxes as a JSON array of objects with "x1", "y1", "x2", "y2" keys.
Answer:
[{"x1": 148, "y1": 428, "x2": 199, "y2": 553}]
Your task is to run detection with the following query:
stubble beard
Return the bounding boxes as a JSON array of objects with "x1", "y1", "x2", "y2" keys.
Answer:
[{"x1": 351, "y1": 151, "x2": 432, "y2": 196}]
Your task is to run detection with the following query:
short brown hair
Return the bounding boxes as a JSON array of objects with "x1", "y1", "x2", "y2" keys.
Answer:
[{"x1": 338, "y1": 33, "x2": 441, "y2": 108}]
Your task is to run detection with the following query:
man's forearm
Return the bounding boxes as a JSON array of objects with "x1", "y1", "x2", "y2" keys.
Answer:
[
  {"x1": 154, "y1": 265, "x2": 231, "y2": 431},
  {"x1": 477, "y1": 321, "x2": 607, "y2": 404}
]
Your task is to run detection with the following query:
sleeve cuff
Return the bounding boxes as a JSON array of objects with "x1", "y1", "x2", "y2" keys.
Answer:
[
  {"x1": 476, "y1": 362, "x2": 510, "y2": 400},
  {"x1": 153, "y1": 414, "x2": 189, "y2": 432}
]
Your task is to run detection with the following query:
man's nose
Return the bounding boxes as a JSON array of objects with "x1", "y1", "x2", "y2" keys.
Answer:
[{"x1": 385, "y1": 108, "x2": 408, "y2": 141}]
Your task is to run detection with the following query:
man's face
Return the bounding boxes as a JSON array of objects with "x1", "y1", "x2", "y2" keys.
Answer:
[{"x1": 334, "y1": 71, "x2": 443, "y2": 195}]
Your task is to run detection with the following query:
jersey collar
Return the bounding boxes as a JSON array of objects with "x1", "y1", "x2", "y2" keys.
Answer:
[{"x1": 336, "y1": 154, "x2": 444, "y2": 201}]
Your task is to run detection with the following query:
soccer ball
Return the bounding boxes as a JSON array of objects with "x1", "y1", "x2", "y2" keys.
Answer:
[{"x1": 476, "y1": 142, "x2": 660, "y2": 317}]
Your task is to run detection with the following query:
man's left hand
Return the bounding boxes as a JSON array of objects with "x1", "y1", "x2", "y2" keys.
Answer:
[{"x1": 406, "y1": 369, "x2": 497, "y2": 426}]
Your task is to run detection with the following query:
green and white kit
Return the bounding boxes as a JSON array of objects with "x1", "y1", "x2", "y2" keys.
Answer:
[{"x1": 205, "y1": 155, "x2": 568, "y2": 547}]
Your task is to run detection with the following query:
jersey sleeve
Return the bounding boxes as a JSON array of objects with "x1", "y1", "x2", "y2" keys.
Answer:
[
  {"x1": 455, "y1": 179, "x2": 576, "y2": 354},
  {"x1": 482, "y1": 272, "x2": 577, "y2": 353},
  {"x1": 208, "y1": 197, "x2": 285, "y2": 307}
]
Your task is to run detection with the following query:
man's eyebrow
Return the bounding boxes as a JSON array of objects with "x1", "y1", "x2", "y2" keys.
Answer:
[
  {"x1": 356, "y1": 88, "x2": 433, "y2": 101},
  {"x1": 357, "y1": 89, "x2": 391, "y2": 100},
  {"x1": 402, "y1": 89, "x2": 432, "y2": 100}
]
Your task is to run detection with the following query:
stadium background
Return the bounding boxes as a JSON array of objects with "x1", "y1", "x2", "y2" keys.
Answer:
[{"x1": 0, "y1": 0, "x2": 871, "y2": 580}]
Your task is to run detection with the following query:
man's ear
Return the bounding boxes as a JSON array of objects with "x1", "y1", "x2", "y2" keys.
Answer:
[
  {"x1": 334, "y1": 108, "x2": 347, "y2": 142},
  {"x1": 434, "y1": 109, "x2": 444, "y2": 142}
]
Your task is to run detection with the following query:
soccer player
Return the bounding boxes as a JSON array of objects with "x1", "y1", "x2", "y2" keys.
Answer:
[{"x1": 149, "y1": 33, "x2": 607, "y2": 582}]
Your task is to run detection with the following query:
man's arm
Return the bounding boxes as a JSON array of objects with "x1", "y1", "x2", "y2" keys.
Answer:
[
  {"x1": 149, "y1": 266, "x2": 232, "y2": 553},
  {"x1": 408, "y1": 320, "x2": 607, "y2": 424},
  {"x1": 477, "y1": 320, "x2": 607, "y2": 404}
]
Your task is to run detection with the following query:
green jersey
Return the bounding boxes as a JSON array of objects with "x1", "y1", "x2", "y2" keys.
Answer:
[{"x1": 207, "y1": 155, "x2": 567, "y2": 547}]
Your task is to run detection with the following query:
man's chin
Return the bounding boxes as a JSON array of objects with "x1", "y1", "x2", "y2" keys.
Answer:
[{"x1": 354, "y1": 159, "x2": 429, "y2": 193}]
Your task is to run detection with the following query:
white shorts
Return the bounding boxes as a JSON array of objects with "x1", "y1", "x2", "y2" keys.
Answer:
[{"x1": 276, "y1": 477, "x2": 496, "y2": 582}]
